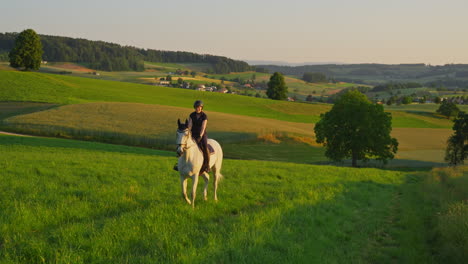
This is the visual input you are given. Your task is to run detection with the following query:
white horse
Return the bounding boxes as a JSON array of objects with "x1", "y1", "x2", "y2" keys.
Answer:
[{"x1": 176, "y1": 119, "x2": 223, "y2": 207}]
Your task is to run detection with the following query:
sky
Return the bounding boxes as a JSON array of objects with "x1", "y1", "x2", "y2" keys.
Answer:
[{"x1": 2, "y1": 0, "x2": 468, "y2": 65}]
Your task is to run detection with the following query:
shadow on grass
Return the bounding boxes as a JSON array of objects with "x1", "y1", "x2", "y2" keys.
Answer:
[
  {"x1": 315, "y1": 159, "x2": 446, "y2": 171},
  {"x1": 0, "y1": 134, "x2": 174, "y2": 157},
  {"x1": 0, "y1": 101, "x2": 58, "y2": 120}
]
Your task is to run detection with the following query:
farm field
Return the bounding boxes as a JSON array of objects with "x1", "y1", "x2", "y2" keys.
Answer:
[
  {"x1": 0, "y1": 70, "x2": 328, "y2": 123},
  {"x1": 0, "y1": 69, "x2": 462, "y2": 166},
  {"x1": 1, "y1": 134, "x2": 466, "y2": 263},
  {"x1": 2, "y1": 70, "x2": 464, "y2": 127},
  {"x1": 0, "y1": 101, "x2": 452, "y2": 165}
]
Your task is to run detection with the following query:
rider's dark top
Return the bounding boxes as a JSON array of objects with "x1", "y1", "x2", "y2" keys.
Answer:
[{"x1": 189, "y1": 111, "x2": 208, "y2": 138}]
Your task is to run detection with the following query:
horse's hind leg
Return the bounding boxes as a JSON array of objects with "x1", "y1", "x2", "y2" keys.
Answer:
[
  {"x1": 212, "y1": 167, "x2": 222, "y2": 201},
  {"x1": 202, "y1": 172, "x2": 209, "y2": 201}
]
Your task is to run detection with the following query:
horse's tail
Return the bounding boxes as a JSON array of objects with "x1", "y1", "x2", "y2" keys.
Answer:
[{"x1": 208, "y1": 138, "x2": 223, "y2": 182}]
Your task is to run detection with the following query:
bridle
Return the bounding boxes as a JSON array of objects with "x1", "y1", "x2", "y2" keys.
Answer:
[{"x1": 176, "y1": 128, "x2": 193, "y2": 155}]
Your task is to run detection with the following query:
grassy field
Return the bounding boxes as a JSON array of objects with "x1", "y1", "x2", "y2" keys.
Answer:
[
  {"x1": 1, "y1": 134, "x2": 466, "y2": 263},
  {"x1": 0, "y1": 70, "x2": 329, "y2": 123},
  {"x1": 0, "y1": 101, "x2": 453, "y2": 165},
  {"x1": 0, "y1": 68, "x2": 460, "y2": 166},
  {"x1": 2, "y1": 70, "x2": 460, "y2": 127}
]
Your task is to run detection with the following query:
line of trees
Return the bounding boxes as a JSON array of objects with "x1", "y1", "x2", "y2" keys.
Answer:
[
  {"x1": 0, "y1": 32, "x2": 251, "y2": 73},
  {"x1": 371, "y1": 82, "x2": 423, "y2": 92},
  {"x1": 302, "y1": 72, "x2": 328, "y2": 83}
]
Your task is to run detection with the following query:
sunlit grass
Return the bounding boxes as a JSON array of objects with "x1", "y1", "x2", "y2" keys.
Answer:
[{"x1": 0, "y1": 134, "x2": 410, "y2": 263}]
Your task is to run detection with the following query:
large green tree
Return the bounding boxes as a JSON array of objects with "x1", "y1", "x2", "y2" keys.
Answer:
[
  {"x1": 437, "y1": 100, "x2": 459, "y2": 119},
  {"x1": 445, "y1": 112, "x2": 468, "y2": 165},
  {"x1": 267, "y1": 72, "x2": 288, "y2": 100},
  {"x1": 314, "y1": 90, "x2": 398, "y2": 167},
  {"x1": 9, "y1": 29, "x2": 43, "y2": 70}
]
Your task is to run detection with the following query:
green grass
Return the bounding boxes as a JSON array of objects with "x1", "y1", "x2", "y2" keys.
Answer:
[
  {"x1": 1, "y1": 134, "x2": 452, "y2": 263},
  {"x1": 379, "y1": 167, "x2": 468, "y2": 263}
]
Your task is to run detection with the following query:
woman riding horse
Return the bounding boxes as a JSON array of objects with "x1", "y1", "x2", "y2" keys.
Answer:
[
  {"x1": 189, "y1": 100, "x2": 210, "y2": 173},
  {"x1": 174, "y1": 100, "x2": 210, "y2": 173}
]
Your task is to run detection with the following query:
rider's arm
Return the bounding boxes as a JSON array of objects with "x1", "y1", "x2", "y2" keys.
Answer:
[
  {"x1": 187, "y1": 117, "x2": 193, "y2": 129},
  {"x1": 200, "y1": 119, "x2": 207, "y2": 137}
]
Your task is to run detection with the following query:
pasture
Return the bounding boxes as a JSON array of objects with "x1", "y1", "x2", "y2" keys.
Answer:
[
  {"x1": 1, "y1": 135, "x2": 466, "y2": 263},
  {"x1": 0, "y1": 69, "x2": 460, "y2": 166}
]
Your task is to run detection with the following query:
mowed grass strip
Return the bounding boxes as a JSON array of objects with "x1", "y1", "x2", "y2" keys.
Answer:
[{"x1": 0, "y1": 134, "x2": 437, "y2": 263}]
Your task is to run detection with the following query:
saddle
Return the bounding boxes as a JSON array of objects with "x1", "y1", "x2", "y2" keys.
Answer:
[
  {"x1": 196, "y1": 142, "x2": 215, "y2": 155},
  {"x1": 207, "y1": 144, "x2": 215, "y2": 155}
]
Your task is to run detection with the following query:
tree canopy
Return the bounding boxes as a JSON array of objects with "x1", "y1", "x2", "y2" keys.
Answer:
[
  {"x1": 445, "y1": 112, "x2": 468, "y2": 165},
  {"x1": 437, "y1": 100, "x2": 460, "y2": 119},
  {"x1": 302, "y1": 72, "x2": 327, "y2": 83},
  {"x1": 266, "y1": 72, "x2": 288, "y2": 100},
  {"x1": 314, "y1": 90, "x2": 398, "y2": 167},
  {"x1": 8, "y1": 29, "x2": 43, "y2": 70}
]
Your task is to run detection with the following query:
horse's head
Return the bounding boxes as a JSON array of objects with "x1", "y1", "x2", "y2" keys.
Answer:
[{"x1": 176, "y1": 119, "x2": 191, "y2": 155}]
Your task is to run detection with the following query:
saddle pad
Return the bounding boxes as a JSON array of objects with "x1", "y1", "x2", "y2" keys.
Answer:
[{"x1": 208, "y1": 144, "x2": 215, "y2": 155}]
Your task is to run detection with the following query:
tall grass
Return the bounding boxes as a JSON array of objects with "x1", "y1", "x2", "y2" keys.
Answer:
[
  {"x1": 0, "y1": 101, "x2": 315, "y2": 149},
  {"x1": 427, "y1": 167, "x2": 468, "y2": 263},
  {"x1": 368, "y1": 166, "x2": 468, "y2": 263}
]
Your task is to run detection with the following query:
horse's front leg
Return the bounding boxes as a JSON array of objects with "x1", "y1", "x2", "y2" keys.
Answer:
[
  {"x1": 191, "y1": 173, "x2": 199, "y2": 208},
  {"x1": 180, "y1": 175, "x2": 191, "y2": 205},
  {"x1": 202, "y1": 172, "x2": 209, "y2": 201}
]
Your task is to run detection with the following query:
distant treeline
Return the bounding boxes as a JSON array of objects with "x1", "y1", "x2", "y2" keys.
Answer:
[
  {"x1": 256, "y1": 63, "x2": 468, "y2": 88},
  {"x1": 371, "y1": 82, "x2": 423, "y2": 92},
  {"x1": 0, "y1": 32, "x2": 251, "y2": 73},
  {"x1": 302, "y1": 72, "x2": 327, "y2": 83}
]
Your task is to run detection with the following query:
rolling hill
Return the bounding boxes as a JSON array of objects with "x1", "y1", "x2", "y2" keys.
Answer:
[{"x1": 0, "y1": 69, "x2": 463, "y2": 166}]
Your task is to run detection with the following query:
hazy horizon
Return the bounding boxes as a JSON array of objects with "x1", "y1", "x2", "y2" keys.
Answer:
[{"x1": 3, "y1": 0, "x2": 468, "y2": 66}]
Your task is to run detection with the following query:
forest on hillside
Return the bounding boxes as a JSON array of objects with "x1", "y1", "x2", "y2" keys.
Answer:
[{"x1": 0, "y1": 32, "x2": 251, "y2": 73}]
